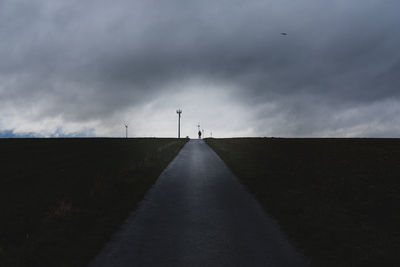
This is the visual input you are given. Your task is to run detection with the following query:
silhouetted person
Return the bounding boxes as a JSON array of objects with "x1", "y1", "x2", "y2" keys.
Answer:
[{"x1": 198, "y1": 130, "x2": 202, "y2": 139}]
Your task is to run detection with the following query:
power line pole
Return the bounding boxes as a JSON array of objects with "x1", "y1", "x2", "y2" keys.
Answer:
[
  {"x1": 125, "y1": 124, "x2": 128, "y2": 138},
  {"x1": 176, "y1": 109, "x2": 182, "y2": 138}
]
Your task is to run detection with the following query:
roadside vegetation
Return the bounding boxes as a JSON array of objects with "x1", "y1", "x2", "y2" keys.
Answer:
[
  {"x1": 206, "y1": 138, "x2": 400, "y2": 266},
  {"x1": 0, "y1": 138, "x2": 187, "y2": 266}
]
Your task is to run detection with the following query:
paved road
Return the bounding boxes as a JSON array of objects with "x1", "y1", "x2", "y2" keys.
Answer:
[{"x1": 90, "y1": 140, "x2": 309, "y2": 267}]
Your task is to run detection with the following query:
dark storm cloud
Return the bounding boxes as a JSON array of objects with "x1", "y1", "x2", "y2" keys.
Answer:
[{"x1": 1, "y1": 0, "x2": 399, "y2": 136}]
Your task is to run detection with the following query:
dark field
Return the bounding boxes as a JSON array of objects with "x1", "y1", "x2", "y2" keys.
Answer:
[
  {"x1": 0, "y1": 138, "x2": 187, "y2": 266},
  {"x1": 206, "y1": 138, "x2": 400, "y2": 267}
]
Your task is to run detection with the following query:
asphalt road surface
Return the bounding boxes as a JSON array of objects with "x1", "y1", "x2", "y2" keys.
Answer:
[{"x1": 90, "y1": 139, "x2": 309, "y2": 267}]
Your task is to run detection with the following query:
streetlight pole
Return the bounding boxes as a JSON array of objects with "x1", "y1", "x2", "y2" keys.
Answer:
[{"x1": 176, "y1": 109, "x2": 182, "y2": 138}]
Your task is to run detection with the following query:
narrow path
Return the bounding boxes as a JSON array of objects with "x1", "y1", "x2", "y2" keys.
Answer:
[{"x1": 90, "y1": 140, "x2": 309, "y2": 267}]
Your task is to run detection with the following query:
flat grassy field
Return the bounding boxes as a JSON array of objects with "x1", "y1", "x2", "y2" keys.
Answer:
[
  {"x1": 206, "y1": 138, "x2": 400, "y2": 267},
  {"x1": 0, "y1": 138, "x2": 187, "y2": 266}
]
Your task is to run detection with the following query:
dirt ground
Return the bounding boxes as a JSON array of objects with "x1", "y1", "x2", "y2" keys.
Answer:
[
  {"x1": 206, "y1": 138, "x2": 400, "y2": 267},
  {"x1": 0, "y1": 138, "x2": 187, "y2": 266}
]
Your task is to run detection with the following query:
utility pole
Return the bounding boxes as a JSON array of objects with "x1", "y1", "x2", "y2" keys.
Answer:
[
  {"x1": 125, "y1": 124, "x2": 128, "y2": 138},
  {"x1": 176, "y1": 109, "x2": 182, "y2": 138},
  {"x1": 202, "y1": 129, "x2": 204, "y2": 138}
]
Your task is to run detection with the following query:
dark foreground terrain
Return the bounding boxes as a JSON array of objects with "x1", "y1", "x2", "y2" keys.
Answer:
[
  {"x1": 206, "y1": 138, "x2": 400, "y2": 267},
  {"x1": 90, "y1": 140, "x2": 308, "y2": 267},
  {"x1": 0, "y1": 138, "x2": 187, "y2": 266}
]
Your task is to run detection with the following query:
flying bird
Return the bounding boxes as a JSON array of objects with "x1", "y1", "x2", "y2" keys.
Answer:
[{"x1": 281, "y1": 32, "x2": 288, "y2": 36}]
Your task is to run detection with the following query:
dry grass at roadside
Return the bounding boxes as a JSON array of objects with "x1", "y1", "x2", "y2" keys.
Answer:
[
  {"x1": 0, "y1": 138, "x2": 187, "y2": 266},
  {"x1": 206, "y1": 138, "x2": 400, "y2": 267}
]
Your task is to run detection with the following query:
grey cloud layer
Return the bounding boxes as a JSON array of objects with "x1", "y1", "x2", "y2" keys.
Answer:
[{"x1": 1, "y1": 0, "x2": 399, "y2": 136}]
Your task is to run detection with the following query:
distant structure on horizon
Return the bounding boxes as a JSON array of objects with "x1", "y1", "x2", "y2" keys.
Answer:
[
  {"x1": 176, "y1": 109, "x2": 182, "y2": 138},
  {"x1": 125, "y1": 124, "x2": 128, "y2": 138}
]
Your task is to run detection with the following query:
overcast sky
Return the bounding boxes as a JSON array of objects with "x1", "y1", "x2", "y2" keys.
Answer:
[{"x1": 1, "y1": 0, "x2": 399, "y2": 138}]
